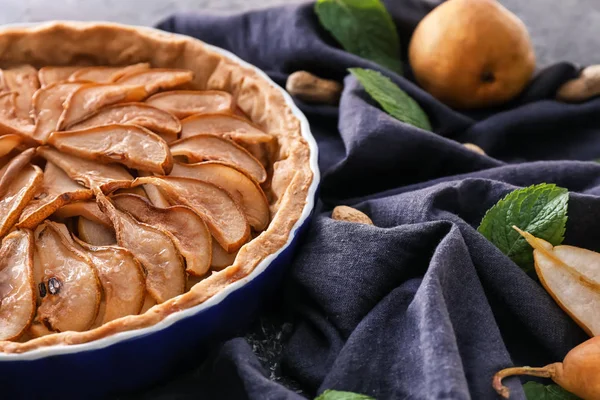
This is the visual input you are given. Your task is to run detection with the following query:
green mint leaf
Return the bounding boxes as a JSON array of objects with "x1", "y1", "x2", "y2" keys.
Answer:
[
  {"x1": 315, "y1": 390, "x2": 375, "y2": 400},
  {"x1": 523, "y1": 382, "x2": 581, "y2": 400},
  {"x1": 314, "y1": 0, "x2": 403, "y2": 75},
  {"x1": 349, "y1": 68, "x2": 431, "y2": 130},
  {"x1": 478, "y1": 183, "x2": 569, "y2": 272}
]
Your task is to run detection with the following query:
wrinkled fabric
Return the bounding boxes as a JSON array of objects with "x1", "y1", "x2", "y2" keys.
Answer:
[{"x1": 146, "y1": 1, "x2": 600, "y2": 399}]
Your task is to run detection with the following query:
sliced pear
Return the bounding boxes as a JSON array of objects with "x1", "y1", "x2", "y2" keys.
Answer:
[
  {"x1": 54, "y1": 201, "x2": 112, "y2": 227},
  {"x1": 38, "y1": 66, "x2": 82, "y2": 87},
  {"x1": 37, "y1": 146, "x2": 133, "y2": 190},
  {"x1": 140, "y1": 292, "x2": 156, "y2": 314},
  {"x1": 17, "y1": 162, "x2": 94, "y2": 230},
  {"x1": 68, "y1": 63, "x2": 150, "y2": 83},
  {"x1": 180, "y1": 113, "x2": 273, "y2": 144},
  {"x1": 0, "y1": 92, "x2": 35, "y2": 141},
  {"x1": 71, "y1": 236, "x2": 145, "y2": 325},
  {"x1": 117, "y1": 69, "x2": 194, "y2": 96},
  {"x1": 48, "y1": 124, "x2": 173, "y2": 174},
  {"x1": 68, "y1": 103, "x2": 181, "y2": 142},
  {"x1": 0, "y1": 147, "x2": 36, "y2": 199},
  {"x1": 170, "y1": 134, "x2": 266, "y2": 183},
  {"x1": 77, "y1": 217, "x2": 116, "y2": 246},
  {"x1": 95, "y1": 190, "x2": 185, "y2": 303},
  {"x1": 57, "y1": 83, "x2": 148, "y2": 129},
  {"x1": 0, "y1": 230, "x2": 36, "y2": 341},
  {"x1": 211, "y1": 240, "x2": 238, "y2": 271},
  {"x1": 112, "y1": 194, "x2": 212, "y2": 276},
  {"x1": 33, "y1": 221, "x2": 101, "y2": 332},
  {"x1": 0, "y1": 164, "x2": 43, "y2": 237},
  {"x1": 32, "y1": 81, "x2": 85, "y2": 143},
  {"x1": 114, "y1": 186, "x2": 147, "y2": 198},
  {"x1": 516, "y1": 227, "x2": 600, "y2": 336},
  {"x1": 186, "y1": 275, "x2": 205, "y2": 292},
  {"x1": 137, "y1": 170, "x2": 171, "y2": 208},
  {"x1": 146, "y1": 90, "x2": 233, "y2": 119},
  {"x1": 0, "y1": 134, "x2": 22, "y2": 158},
  {"x1": 170, "y1": 162, "x2": 269, "y2": 231},
  {"x1": 0, "y1": 65, "x2": 39, "y2": 119},
  {"x1": 130, "y1": 176, "x2": 249, "y2": 252}
]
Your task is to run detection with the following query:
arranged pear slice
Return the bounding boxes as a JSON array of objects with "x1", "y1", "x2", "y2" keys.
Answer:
[
  {"x1": 0, "y1": 147, "x2": 36, "y2": 199},
  {"x1": 54, "y1": 201, "x2": 112, "y2": 227},
  {"x1": 0, "y1": 65, "x2": 40, "y2": 119},
  {"x1": 33, "y1": 221, "x2": 101, "y2": 332},
  {"x1": 17, "y1": 162, "x2": 94, "y2": 230},
  {"x1": 516, "y1": 227, "x2": 600, "y2": 336},
  {"x1": 38, "y1": 66, "x2": 82, "y2": 87},
  {"x1": 32, "y1": 81, "x2": 84, "y2": 143},
  {"x1": 171, "y1": 162, "x2": 269, "y2": 231},
  {"x1": 95, "y1": 190, "x2": 185, "y2": 303},
  {"x1": 130, "y1": 176, "x2": 249, "y2": 252},
  {"x1": 211, "y1": 241, "x2": 238, "y2": 271},
  {"x1": 140, "y1": 292, "x2": 156, "y2": 314},
  {"x1": 180, "y1": 113, "x2": 273, "y2": 144},
  {"x1": 71, "y1": 236, "x2": 145, "y2": 325},
  {"x1": 48, "y1": 124, "x2": 173, "y2": 174},
  {"x1": 37, "y1": 146, "x2": 133, "y2": 190},
  {"x1": 68, "y1": 103, "x2": 181, "y2": 141},
  {"x1": 112, "y1": 194, "x2": 212, "y2": 276},
  {"x1": 0, "y1": 134, "x2": 22, "y2": 158},
  {"x1": 0, "y1": 164, "x2": 43, "y2": 237},
  {"x1": 146, "y1": 90, "x2": 233, "y2": 119},
  {"x1": 117, "y1": 69, "x2": 194, "y2": 96},
  {"x1": 0, "y1": 92, "x2": 35, "y2": 141},
  {"x1": 57, "y1": 83, "x2": 148, "y2": 129},
  {"x1": 0, "y1": 230, "x2": 36, "y2": 341},
  {"x1": 137, "y1": 170, "x2": 171, "y2": 208},
  {"x1": 68, "y1": 63, "x2": 150, "y2": 83},
  {"x1": 170, "y1": 134, "x2": 267, "y2": 183},
  {"x1": 77, "y1": 217, "x2": 116, "y2": 246}
]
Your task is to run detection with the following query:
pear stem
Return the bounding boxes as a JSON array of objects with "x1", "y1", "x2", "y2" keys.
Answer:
[{"x1": 492, "y1": 366, "x2": 553, "y2": 398}]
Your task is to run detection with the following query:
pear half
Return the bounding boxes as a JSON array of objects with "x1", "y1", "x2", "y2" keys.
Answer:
[{"x1": 146, "y1": 90, "x2": 233, "y2": 119}]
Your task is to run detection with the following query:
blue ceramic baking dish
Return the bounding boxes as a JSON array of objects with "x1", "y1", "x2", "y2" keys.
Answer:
[{"x1": 0, "y1": 22, "x2": 320, "y2": 399}]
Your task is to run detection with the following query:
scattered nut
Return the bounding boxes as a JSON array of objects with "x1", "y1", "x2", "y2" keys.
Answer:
[
  {"x1": 463, "y1": 142, "x2": 486, "y2": 155},
  {"x1": 556, "y1": 65, "x2": 600, "y2": 102},
  {"x1": 332, "y1": 205, "x2": 373, "y2": 225},
  {"x1": 286, "y1": 71, "x2": 342, "y2": 105}
]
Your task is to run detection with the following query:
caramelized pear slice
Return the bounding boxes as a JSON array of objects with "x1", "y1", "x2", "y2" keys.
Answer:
[
  {"x1": 95, "y1": 190, "x2": 185, "y2": 303},
  {"x1": 146, "y1": 90, "x2": 233, "y2": 119},
  {"x1": 516, "y1": 227, "x2": 600, "y2": 336},
  {"x1": 34, "y1": 221, "x2": 101, "y2": 332},
  {"x1": 171, "y1": 162, "x2": 269, "y2": 231},
  {"x1": 37, "y1": 146, "x2": 133, "y2": 190},
  {"x1": 137, "y1": 170, "x2": 171, "y2": 208},
  {"x1": 32, "y1": 81, "x2": 84, "y2": 143},
  {"x1": 38, "y1": 66, "x2": 82, "y2": 87},
  {"x1": 69, "y1": 103, "x2": 181, "y2": 141},
  {"x1": 211, "y1": 240, "x2": 238, "y2": 271},
  {"x1": 0, "y1": 164, "x2": 43, "y2": 237},
  {"x1": 140, "y1": 292, "x2": 156, "y2": 314},
  {"x1": 0, "y1": 230, "x2": 36, "y2": 341},
  {"x1": 18, "y1": 162, "x2": 94, "y2": 229},
  {"x1": 112, "y1": 194, "x2": 212, "y2": 276},
  {"x1": 0, "y1": 92, "x2": 35, "y2": 141},
  {"x1": 77, "y1": 217, "x2": 116, "y2": 246},
  {"x1": 180, "y1": 113, "x2": 273, "y2": 144},
  {"x1": 0, "y1": 65, "x2": 39, "y2": 119},
  {"x1": 68, "y1": 63, "x2": 150, "y2": 83},
  {"x1": 0, "y1": 147, "x2": 36, "y2": 200},
  {"x1": 54, "y1": 201, "x2": 112, "y2": 227},
  {"x1": 117, "y1": 69, "x2": 194, "y2": 96},
  {"x1": 57, "y1": 83, "x2": 148, "y2": 129},
  {"x1": 0, "y1": 134, "x2": 22, "y2": 158},
  {"x1": 170, "y1": 134, "x2": 267, "y2": 183},
  {"x1": 49, "y1": 124, "x2": 173, "y2": 174},
  {"x1": 71, "y1": 236, "x2": 145, "y2": 325}
]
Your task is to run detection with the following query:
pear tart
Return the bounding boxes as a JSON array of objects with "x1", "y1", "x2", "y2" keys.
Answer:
[{"x1": 0, "y1": 22, "x2": 313, "y2": 353}]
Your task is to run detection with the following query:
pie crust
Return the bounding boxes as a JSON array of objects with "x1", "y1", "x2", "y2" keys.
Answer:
[{"x1": 0, "y1": 22, "x2": 313, "y2": 354}]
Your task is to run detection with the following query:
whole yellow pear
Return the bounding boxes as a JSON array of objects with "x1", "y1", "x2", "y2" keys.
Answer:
[{"x1": 409, "y1": 0, "x2": 536, "y2": 109}]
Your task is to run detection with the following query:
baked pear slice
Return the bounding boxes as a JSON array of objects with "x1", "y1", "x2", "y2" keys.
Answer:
[
  {"x1": 0, "y1": 134, "x2": 22, "y2": 158},
  {"x1": 171, "y1": 162, "x2": 270, "y2": 231},
  {"x1": 95, "y1": 190, "x2": 185, "y2": 303},
  {"x1": 0, "y1": 92, "x2": 35, "y2": 141},
  {"x1": 38, "y1": 66, "x2": 82, "y2": 87},
  {"x1": 37, "y1": 146, "x2": 133, "y2": 190},
  {"x1": 68, "y1": 63, "x2": 150, "y2": 83},
  {"x1": 170, "y1": 134, "x2": 267, "y2": 183},
  {"x1": 211, "y1": 241, "x2": 238, "y2": 271},
  {"x1": 54, "y1": 201, "x2": 112, "y2": 227},
  {"x1": 77, "y1": 217, "x2": 116, "y2": 246},
  {"x1": 180, "y1": 113, "x2": 273, "y2": 144},
  {"x1": 71, "y1": 235, "x2": 145, "y2": 325},
  {"x1": 48, "y1": 124, "x2": 173, "y2": 174},
  {"x1": 34, "y1": 221, "x2": 101, "y2": 332},
  {"x1": 146, "y1": 90, "x2": 233, "y2": 119},
  {"x1": 112, "y1": 193, "x2": 212, "y2": 276},
  {"x1": 137, "y1": 170, "x2": 171, "y2": 208},
  {"x1": 0, "y1": 164, "x2": 43, "y2": 237},
  {"x1": 116, "y1": 69, "x2": 194, "y2": 96},
  {"x1": 0, "y1": 230, "x2": 36, "y2": 341},
  {"x1": 0, "y1": 65, "x2": 40, "y2": 119},
  {"x1": 69, "y1": 103, "x2": 181, "y2": 142},
  {"x1": 516, "y1": 227, "x2": 600, "y2": 336},
  {"x1": 57, "y1": 83, "x2": 148, "y2": 129},
  {"x1": 32, "y1": 81, "x2": 85, "y2": 143},
  {"x1": 0, "y1": 147, "x2": 36, "y2": 199},
  {"x1": 130, "y1": 176, "x2": 249, "y2": 252},
  {"x1": 17, "y1": 162, "x2": 94, "y2": 230}
]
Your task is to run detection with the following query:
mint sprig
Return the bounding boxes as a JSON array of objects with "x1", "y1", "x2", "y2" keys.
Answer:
[
  {"x1": 314, "y1": 0, "x2": 402, "y2": 75},
  {"x1": 315, "y1": 390, "x2": 375, "y2": 400},
  {"x1": 523, "y1": 382, "x2": 581, "y2": 400},
  {"x1": 478, "y1": 183, "x2": 569, "y2": 272}
]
